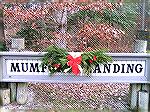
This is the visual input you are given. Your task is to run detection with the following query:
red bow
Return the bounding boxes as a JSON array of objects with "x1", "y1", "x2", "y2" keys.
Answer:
[{"x1": 67, "y1": 55, "x2": 82, "y2": 75}]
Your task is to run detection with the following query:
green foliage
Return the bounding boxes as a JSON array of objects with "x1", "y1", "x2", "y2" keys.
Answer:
[
  {"x1": 102, "y1": 8, "x2": 136, "y2": 29},
  {"x1": 147, "y1": 50, "x2": 150, "y2": 53},
  {"x1": 16, "y1": 26, "x2": 40, "y2": 46},
  {"x1": 108, "y1": 0, "x2": 139, "y2": 3},
  {"x1": 16, "y1": 20, "x2": 54, "y2": 50},
  {"x1": 4, "y1": 3, "x2": 13, "y2": 9},
  {"x1": 67, "y1": 3, "x2": 137, "y2": 30},
  {"x1": 137, "y1": 30, "x2": 150, "y2": 40},
  {"x1": 81, "y1": 49, "x2": 112, "y2": 75},
  {"x1": 0, "y1": 9, "x2": 3, "y2": 17},
  {"x1": 123, "y1": 0, "x2": 140, "y2": 3},
  {"x1": 67, "y1": 9, "x2": 102, "y2": 32},
  {"x1": 42, "y1": 45, "x2": 69, "y2": 75},
  {"x1": 0, "y1": 41, "x2": 6, "y2": 51},
  {"x1": 16, "y1": 27, "x2": 40, "y2": 40},
  {"x1": 67, "y1": 9, "x2": 102, "y2": 26},
  {"x1": 42, "y1": 45, "x2": 112, "y2": 76},
  {"x1": 119, "y1": 3, "x2": 138, "y2": 27}
]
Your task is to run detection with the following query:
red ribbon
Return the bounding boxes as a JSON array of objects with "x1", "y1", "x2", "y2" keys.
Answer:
[{"x1": 67, "y1": 55, "x2": 82, "y2": 75}]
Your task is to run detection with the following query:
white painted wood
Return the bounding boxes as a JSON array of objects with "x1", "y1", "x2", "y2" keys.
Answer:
[
  {"x1": 0, "y1": 52, "x2": 150, "y2": 107},
  {"x1": 5, "y1": 59, "x2": 146, "y2": 77},
  {"x1": 134, "y1": 40, "x2": 147, "y2": 53},
  {"x1": 0, "y1": 57, "x2": 3, "y2": 81},
  {"x1": 138, "y1": 90, "x2": 149, "y2": 111},
  {"x1": 130, "y1": 42, "x2": 149, "y2": 110},
  {"x1": 16, "y1": 83, "x2": 28, "y2": 105},
  {"x1": 142, "y1": 84, "x2": 150, "y2": 92},
  {"x1": 1, "y1": 52, "x2": 150, "y2": 57},
  {"x1": 11, "y1": 38, "x2": 25, "y2": 50},
  {"x1": 0, "y1": 88, "x2": 10, "y2": 105},
  {"x1": 0, "y1": 107, "x2": 12, "y2": 112},
  {"x1": 130, "y1": 84, "x2": 138, "y2": 110}
]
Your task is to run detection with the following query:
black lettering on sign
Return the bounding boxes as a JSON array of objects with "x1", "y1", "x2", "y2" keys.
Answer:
[
  {"x1": 41, "y1": 64, "x2": 47, "y2": 72},
  {"x1": 121, "y1": 64, "x2": 125, "y2": 73},
  {"x1": 126, "y1": 64, "x2": 134, "y2": 73},
  {"x1": 21, "y1": 63, "x2": 28, "y2": 72},
  {"x1": 29, "y1": 63, "x2": 40, "y2": 72},
  {"x1": 103, "y1": 64, "x2": 111, "y2": 73},
  {"x1": 135, "y1": 64, "x2": 143, "y2": 73},
  {"x1": 113, "y1": 64, "x2": 120, "y2": 73},
  {"x1": 11, "y1": 63, "x2": 20, "y2": 72},
  {"x1": 93, "y1": 64, "x2": 101, "y2": 73}
]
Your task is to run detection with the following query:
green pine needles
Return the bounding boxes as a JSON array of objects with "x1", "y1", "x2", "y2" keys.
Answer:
[{"x1": 42, "y1": 45, "x2": 112, "y2": 76}]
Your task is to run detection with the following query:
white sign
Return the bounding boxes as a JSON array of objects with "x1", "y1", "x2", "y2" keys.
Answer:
[
  {"x1": 92, "y1": 60, "x2": 145, "y2": 76},
  {"x1": 6, "y1": 59, "x2": 145, "y2": 76},
  {"x1": 6, "y1": 59, "x2": 48, "y2": 76}
]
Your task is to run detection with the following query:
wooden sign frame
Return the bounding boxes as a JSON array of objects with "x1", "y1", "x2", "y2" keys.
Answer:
[{"x1": 0, "y1": 52, "x2": 150, "y2": 83}]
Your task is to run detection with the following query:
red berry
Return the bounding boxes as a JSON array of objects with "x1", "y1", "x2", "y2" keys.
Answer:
[
  {"x1": 53, "y1": 64, "x2": 61, "y2": 68},
  {"x1": 89, "y1": 60, "x2": 93, "y2": 63},
  {"x1": 93, "y1": 56, "x2": 97, "y2": 61}
]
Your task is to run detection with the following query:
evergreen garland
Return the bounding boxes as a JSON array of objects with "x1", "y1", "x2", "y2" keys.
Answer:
[{"x1": 42, "y1": 45, "x2": 112, "y2": 76}]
